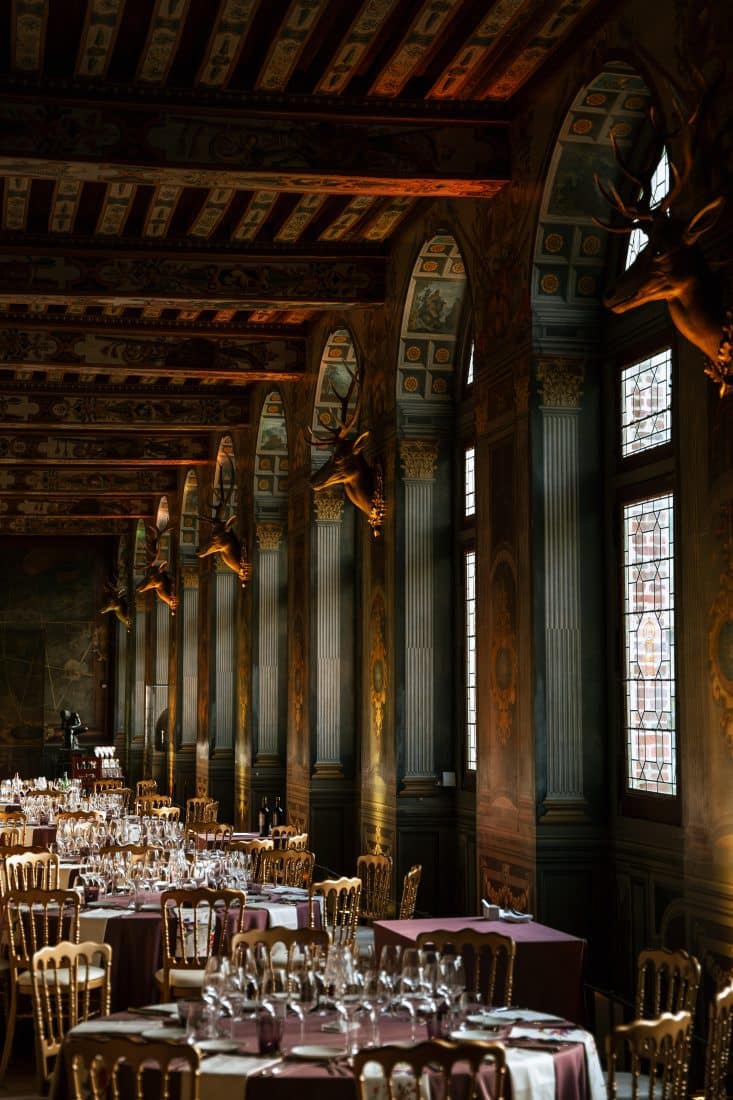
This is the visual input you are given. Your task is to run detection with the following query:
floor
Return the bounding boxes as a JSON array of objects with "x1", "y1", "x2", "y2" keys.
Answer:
[{"x1": 1, "y1": 1021, "x2": 44, "y2": 1100}]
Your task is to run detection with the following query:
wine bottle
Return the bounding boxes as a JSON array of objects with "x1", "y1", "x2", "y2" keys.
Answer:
[
  {"x1": 272, "y1": 795, "x2": 283, "y2": 827},
  {"x1": 258, "y1": 796, "x2": 268, "y2": 837}
]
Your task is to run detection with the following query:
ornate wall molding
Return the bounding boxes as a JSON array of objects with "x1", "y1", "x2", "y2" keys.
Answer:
[
  {"x1": 256, "y1": 522, "x2": 284, "y2": 550},
  {"x1": 709, "y1": 505, "x2": 733, "y2": 756},
  {"x1": 181, "y1": 565, "x2": 199, "y2": 588},
  {"x1": 536, "y1": 358, "x2": 584, "y2": 408},
  {"x1": 400, "y1": 439, "x2": 438, "y2": 480}
]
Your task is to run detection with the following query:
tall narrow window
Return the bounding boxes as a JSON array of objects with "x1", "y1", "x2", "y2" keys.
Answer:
[
  {"x1": 464, "y1": 446, "x2": 476, "y2": 518},
  {"x1": 620, "y1": 348, "x2": 672, "y2": 457},
  {"x1": 464, "y1": 549, "x2": 477, "y2": 772},
  {"x1": 625, "y1": 149, "x2": 669, "y2": 270},
  {"x1": 622, "y1": 492, "x2": 676, "y2": 795},
  {"x1": 466, "y1": 340, "x2": 475, "y2": 387}
]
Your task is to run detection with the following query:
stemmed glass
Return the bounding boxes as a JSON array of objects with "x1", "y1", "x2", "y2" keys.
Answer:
[
  {"x1": 288, "y1": 949, "x2": 319, "y2": 1042},
  {"x1": 397, "y1": 948, "x2": 431, "y2": 1040},
  {"x1": 202, "y1": 955, "x2": 231, "y2": 1016}
]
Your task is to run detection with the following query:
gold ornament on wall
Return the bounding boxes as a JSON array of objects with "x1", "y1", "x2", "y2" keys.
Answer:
[
  {"x1": 709, "y1": 504, "x2": 733, "y2": 755},
  {"x1": 370, "y1": 591, "x2": 388, "y2": 750},
  {"x1": 490, "y1": 574, "x2": 517, "y2": 746}
]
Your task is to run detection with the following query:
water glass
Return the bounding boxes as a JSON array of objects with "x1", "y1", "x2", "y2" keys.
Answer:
[{"x1": 256, "y1": 1002, "x2": 285, "y2": 1054}]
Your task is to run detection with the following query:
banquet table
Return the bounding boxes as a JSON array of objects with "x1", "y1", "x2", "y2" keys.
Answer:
[
  {"x1": 79, "y1": 886, "x2": 317, "y2": 1011},
  {"x1": 373, "y1": 918, "x2": 587, "y2": 1026},
  {"x1": 52, "y1": 1006, "x2": 605, "y2": 1100}
]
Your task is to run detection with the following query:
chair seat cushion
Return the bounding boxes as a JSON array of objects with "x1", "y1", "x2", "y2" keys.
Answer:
[
  {"x1": 18, "y1": 964, "x2": 106, "y2": 988},
  {"x1": 155, "y1": 967, "x2": 205, "y2": 989}
]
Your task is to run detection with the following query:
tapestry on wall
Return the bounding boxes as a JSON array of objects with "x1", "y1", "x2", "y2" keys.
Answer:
[{"x1": 0, "y1": 626, "x2": 44, "y2": 744}]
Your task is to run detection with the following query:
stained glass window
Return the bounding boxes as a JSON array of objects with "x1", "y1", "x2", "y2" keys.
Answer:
[
  {"x1": 620, "y1": 348, "x2": 672, "y2": 457},
  {"x1": 623, "y1": 492, "x2": 676, "y2": 795},
  {"x1": 465, "y1": 549, "x2": 477, "y2": 771},
  {"x1": 464, "y1": 446, "x2": 475, "y2": 518},
  {"x1": 625, "y1": 149, "x2": 669, "y2": 270}
]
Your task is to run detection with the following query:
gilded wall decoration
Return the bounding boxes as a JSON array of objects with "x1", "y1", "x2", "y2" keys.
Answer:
[
  {"x1": 709, "y1": 507, "x2": 733, "y2": 756},
  {"x1": 313, "y1": 487, "x2": 344, "y2": 523},
  {"x1": 536, "y1": 358, "x2": 584, "y2": 408},
  {"x1": 490, "y1": 564, "x2": 517, "y2": 746},
  {"x1": 256, "y1": 523, "x2": 283, "y2": 551},
  {"x1": 292, "y1": 611, "x2": 306, "y2": 752},
  {"x1": 399, "y1": 440, "x2": 438, "y2": 480},
  {"x1": 370, "y1": 591, "x2": 388, "y2": 754}
]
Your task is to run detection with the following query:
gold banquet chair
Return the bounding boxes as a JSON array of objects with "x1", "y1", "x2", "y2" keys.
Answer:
[
  {"x1": 31, "y1": 940, "x2": 112, "y2": 1089},
  {"x1": 702, "y1": 980, "x2": 733, "y2": 1100},
  {"x1": 0, "y1": 888, "x2": 82, "y2": 1080},
  {"x1": 635, "y1": 947, "x2": 701, "y2": 1018},
  {"x1": 231, "y1": 926, "x2": 329, "y2": 967},
  {"x1": 156, "y1": 886, "x2": 246, "y2": 1000},
  {"x1": 287, "y1": 832, "x2": 310, "y2": 850},
  {"x1": 135, "y1": 794, "x2": 172, "y2": 816},
  {"x1": 229, "y1": 836, "x2": 272, "y2": 880},
  {"x1": 258, "y1": 848, "x2": 315, "y2": 889},
  {"x1": 606, "y1": 1011, "x2": 692, "y2": 1100},
  {"x1": 185, "y1": 797, "x2": 218, "y2": 824},
  {"x1": 416, "y1": 927, "x2": 516, "y2": 1007},
  {"x1": 65, "y1": 1034, "x2": 200, "y2": 1100},
  {"x1": 0, "y1": 826, "x2": 21, "y2": 848},
  {"x1": 150, "y1": 805, "x2": 181, "y2": 822},
  {"x1": 399, "y1": 864, "x2": 422, "y2": 919},
  {"x1": 357, "y1": 853, "x2": 392, "y2": 923},
  {"x1": 135, "y1": 779, "x2": 157, "y2": 798},
  {"x1": 353, "y1": 1039, "x2": 507, "y2": 1100},
  {"x1": 5, "y1": 850, "x2": 60, "y2": 891},
  {"x1": 56, "y1": 810, "x2": 104, "y2": 825},
  {"x1": 271, "y1": 824, "x2": 296, "y2": 848},
  {"x1": 184, "y1": 821, "x2": 233, "y2": 850},
  {"x1": 309, "y1": 876, "x2": 362, "y2": 950}
]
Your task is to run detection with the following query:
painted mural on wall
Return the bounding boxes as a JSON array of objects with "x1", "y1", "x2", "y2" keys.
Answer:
[{"x1": 0, "y1": 540, "x2": 104, "y2": 743}]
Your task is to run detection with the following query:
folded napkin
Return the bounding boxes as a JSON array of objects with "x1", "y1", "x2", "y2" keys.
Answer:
[
  {"x1": 475, "y1": 1009, "x2": 562, "y2": 1026},
  {"x1": 70, "y1": 1019, "x2": 148, "y2": 1036},
  {"x1": 247, "y1": 902, "x2": 298, "y2": 929},
  {"x1": 500, "y1": 909, "x2": 533, "y2": 923},
  {"x1": 505, "y1": 1048, "x2": 555, "y2": 1100},
  {"x1": 199, "y1": 1054, "x2": 281, "y2": 1100}
]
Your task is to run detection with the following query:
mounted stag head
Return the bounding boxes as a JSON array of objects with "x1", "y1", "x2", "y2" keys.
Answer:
[
  {"x1": 198, "y1": 454, "x2": 250, "y2": 586},
  {"x1": 135, "y1": 522, "x2": 178, "y2": 614},
  {"x1": 308, "y1": 365, "x2": 384, "y2": 536},
  {"x1": 100, "y1": 575, "x2": 131, "y2": 632},
  {"x1": 595, "y1": 91, "x2": 730, "y2": 394}
]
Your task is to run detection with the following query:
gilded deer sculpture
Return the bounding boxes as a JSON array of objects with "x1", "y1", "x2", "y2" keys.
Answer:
[
  {"x1": 99, "y1": 575, "x2": 131, "y2": 631},
  {"x1": 135, "y1": 523, "x2": 178, "y2": 613},
  {"x1": 595, "y1": 93, "x2": 730, "y2": 394},
  {"x1": 198, "y1": 455, "x2": 250, "y2": 586},
  {"x1": 308, "y1": 365, "x2": 384, "y2": 536}
]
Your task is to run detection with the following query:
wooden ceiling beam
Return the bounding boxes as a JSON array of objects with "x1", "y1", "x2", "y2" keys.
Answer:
[
  {"x1": 0, "y1": 325, "x2": 304, "y2": 382},
  {"x1": 0, "y1": 247, "x2": 385, "y2": 310},
  {"x1": 0, "y1": 311, "x2": 307, "y2": 340},
  {"x1": 0, "y1": 95, "x2": 509, "y2": 198},
  {"x1": 0, "y1": 497, "x2": 156, "y2": 519},
  {"x1": 0, "y1": 467, "x2": 179, "y2": 494},
  {"x1": 0, "y1": 387, "x2": 248, "y2": 431},
  {"x1": 0, "y1": 433, "x2": 210, "y2": 465},
  {"x1": 0, "y1": 518, "x2": 140, "y2": 535}
]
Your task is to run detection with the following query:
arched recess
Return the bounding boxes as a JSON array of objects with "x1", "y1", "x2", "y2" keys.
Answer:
[
  {"x1": 207, "y1": 435, "x2": 239, "y2": 821},
  {"x1": 252, "y1": 393, "x2": 289, "y2": 816},
  {"x1": 529, "y1": 66, "x2": 655, "y2": 846},
  {"x1": 396, "y1": 233, "x2": 468, "y2": 782},
  {"x1": 174, "y1": 469, "x2": 200, "y2": 803},
  {"x1": 308, "y1": 330, "x2": 359, "y2": 872}
]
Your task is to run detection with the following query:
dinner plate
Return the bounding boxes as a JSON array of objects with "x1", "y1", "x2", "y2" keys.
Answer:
[
  {"x1": 196, "y1": 1039, "x2": 240, "y2": 1053},
  {"x1": 141, "y1": 1027, "x2": 186, "y2": 1040},
  {"x1": 289, "y1": 1044, "x2": 346, "y2": 1060}
]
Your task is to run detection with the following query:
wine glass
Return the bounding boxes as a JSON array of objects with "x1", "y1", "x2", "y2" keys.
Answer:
[
  {"x1": 202, "y1": 955, "x2": 230, "y2": 1014},
  {"x1": 288, "y1": 956, "x2": 318, "y2": 1043}
]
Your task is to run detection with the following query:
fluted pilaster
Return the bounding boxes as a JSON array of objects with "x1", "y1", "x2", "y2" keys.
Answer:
[
  {"x1": 256, "y1": 523, "x2": 283, "y2": 760},
  {"x1": 537, "y1": 358, "x2": 588, "y2": 819},
  {"x1": 180, "y1": 567, "x2": 199, "y2": 747},
  {"x1": 400, "y1": 440, "x2": 438, "y2": 793},
  {"x1": 313, "y1": 489, "x2": 344, "y2": 777},
  {"x1": 214, "y1": 561, "x2": 237, "y2": 751}
]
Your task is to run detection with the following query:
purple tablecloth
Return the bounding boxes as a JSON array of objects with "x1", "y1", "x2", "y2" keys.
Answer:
[{"x1": 374, "y1": 917, "x2": 587, "y2": 1025}]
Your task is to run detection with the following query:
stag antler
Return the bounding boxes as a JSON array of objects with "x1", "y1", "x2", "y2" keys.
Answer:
[
  {"x1": 135, "y1": 519, "x2": 178, "y2": 614},
  {"x1": 100, "y1": 574, "x2": 131, "y2": 632},
  {"x1": 197, "y1": 452, "x2": 250, "y2": 586},
  {"x1": 307, "y1": 365, "x2": 363, "y2": 448}
]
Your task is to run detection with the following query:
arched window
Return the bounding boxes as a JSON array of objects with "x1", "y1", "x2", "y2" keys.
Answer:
[{"x1": 624, "y1": 148, "x2": 669, "y2": 269}]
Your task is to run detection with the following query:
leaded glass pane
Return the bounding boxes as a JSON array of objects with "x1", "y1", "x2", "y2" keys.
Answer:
[
  {"x1": 466, "y1": 341, "x2": 475, "y2": 386},
  {"x1": 464, "y1": 446, "x2": 475, "y2": 518},
  {"x1": 620, "y1": 348, "x2": 672, "y2": 457},
  {"x1": 623, "y1": 493, "x2": 676, "y2": 796},
  {"x1": 465, "y1": 549, "x2": 477, "y2": 772},
  {"x1": 625, "y1": 149, "x2": 669, "y2": 270}
]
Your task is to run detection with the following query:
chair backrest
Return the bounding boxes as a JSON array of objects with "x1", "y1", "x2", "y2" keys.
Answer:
[
  {"x1": 399, "y1": 864, "x2": 422, "y2": 920},
  {"x1": 160, "y1": 886, "x2": 246, "y2": 970},
  {"x1": 636, "y1": 948, "x2": 701, "y2": 1018},
  {"x1": 229, "y1": 837, "x2": 272, "y2": 878},
  {"x1": 310, "y1": 876, "x2": 362, "y2": 949},
  {"x1": 607, "y1": 1011, "x2": 692, "y2": 1100},
  {"x1": 703, "y1": 980, "x2": 733, "y2": 1100},
  {"x1": 258, "y1": 849, "x2": 315, "y2": 888},
  {"x1": 0, "y1": 810, "x2": 25, "y2": 826},
  {"x1": 287, "y1": 832, "x2": 309, "y2": 850},
  {"x1": 186, "y1": 797, "x2": 218, "y2": 824},
  {"x1": 135, "y1": 794, "x2": 172, "y2": 815},
  {"x1": 99, "y1": 844, "x2": 153, "y2": 865},
  {"x1": 65, "y1": 1033, "x2": 200, "y2": 1100},
  {"x1": 5, "y1": 888, "x2": 81, "y2": 969},
  {"x1": 150, "y1": 805, "x2": 181, "y2": 821},
  {"x1": 5, "y1": 851, "x2": 60, "y2": 891},
  {"x1": 415, "y1": 928, "x2": 516, "y2": 1006},
  {"x1": 91, "y1": 779, "x2": 122, "y2": 793},
  {"x1": 357, "y1": 853, "x2": 393, "y2": 922},
  {"x1": 56, "y1": 810, "x2": 103, "y2": 824},
  {"x1": 353, "y1": 1039, "x2": 506, "y2": 1100},
  {"x1": 184, "y1": 822, "x2": 233, "y2": 850},
  {"x1": 271, "y1": 825, "x2": 296, "y2": 848},
  {"x1": 231, "y1": 926, "x2": 329, "y2": 967},
  {"x1": 135, "y1": 779, "x2": 157, "y2": 797},
  {"x1": 0, "y1": 826, "x2": 21, "y2": 848},
  {"x1": 31, "y1": 940, "x2": 112, "y2": 1084}
]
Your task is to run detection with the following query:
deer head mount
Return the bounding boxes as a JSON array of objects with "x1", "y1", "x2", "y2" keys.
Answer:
[
  {"x1": 307, "y1": 365, "x2": 385, "y2": 536},
  {"x1": 99, "y1": 575, "x2": 131, "y2": 632},
  {"x1": 198, "y1": 454, "x2": 251, "y2": 586},
  {"x1": 135, "y1": 522, "x2": 178, "y2": 614},
  {"x1": 595, "y1": 89, "x2": 730, "y2": 394}
]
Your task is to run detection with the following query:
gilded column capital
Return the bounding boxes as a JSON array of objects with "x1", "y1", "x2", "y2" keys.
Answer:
[
  {"x1": 256, "y1": 522, "x2": 284, "y2": 550},
  {"x1": 313, "y1": 487, "x2": 344, "y2": 523},
  {"x1": 400, "y1": 439, "x2": 438, "y2": 480},
  {"x1": 536, "y1": 358, "x2": 584, "y2": 408},
  {"x1": 134, "y1": 594, "x2": 148, "y2": 612},
  {"x1": 181, "y1": 565, "x2": 199, "y2": 588}
]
